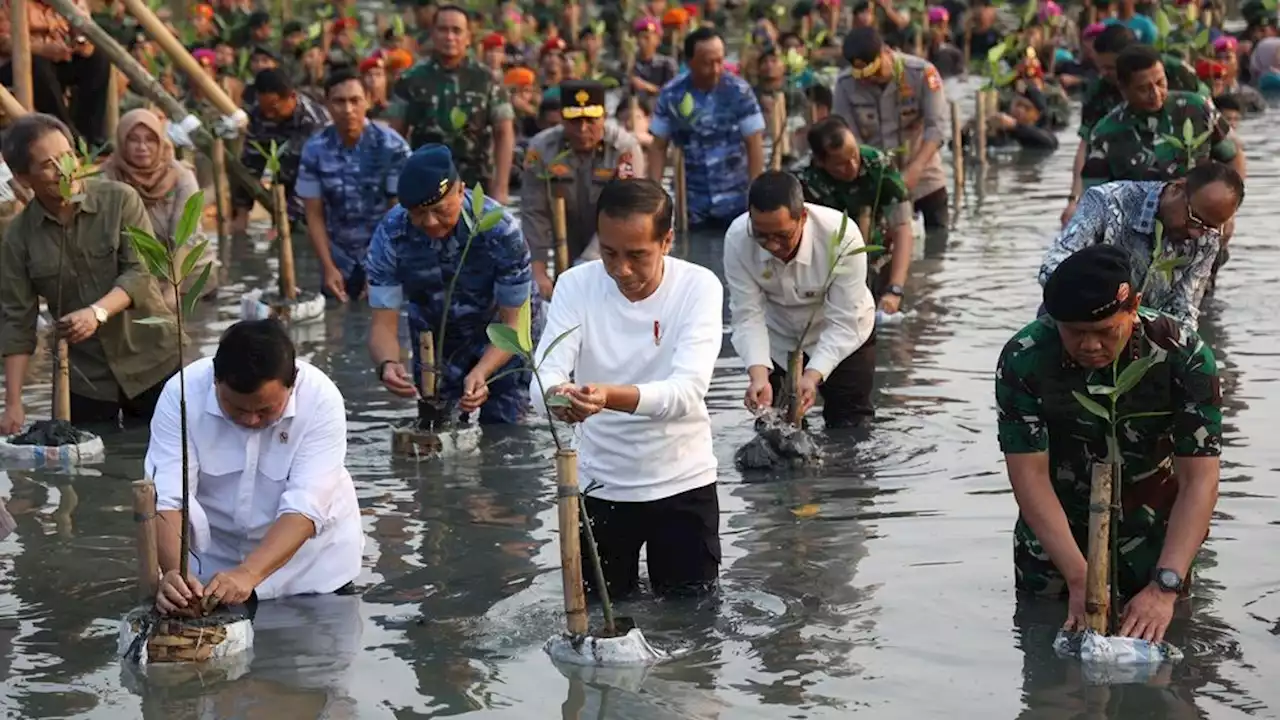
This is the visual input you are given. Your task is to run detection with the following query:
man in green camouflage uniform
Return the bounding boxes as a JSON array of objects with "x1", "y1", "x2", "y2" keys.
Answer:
[
  {"x1": 800, "y1": 116, "x2": 913, "y2": 315},
  {"x1": 387, "y1": 3, "x2": 514, "y2": 203},
  {"x1": 1081, "y1": 45, "x2": 1240, "y2": 190},
  {"x1": 997, "y1": 244, "x2": 1221, "y2": 642}
]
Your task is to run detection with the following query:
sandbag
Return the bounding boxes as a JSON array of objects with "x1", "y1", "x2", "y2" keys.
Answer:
[
  {"x1": 239, "y1": 289, "x2": 326, "y2": 325},
  {"x1": 545, "y1": 628, "x2": 668, "y2": 669},
  {"x1": 0, "y1": 421, "x2": 105, "y2": 468},
  {"x1": 734, "y1": 408, "x2": 822, "y2": 471},
  {"x1": 118, "y1": 605, "x2": 254, "y2": 669},
  {"x1": 1053, "y1": 629, "x2": 1183, "y2": 685}
]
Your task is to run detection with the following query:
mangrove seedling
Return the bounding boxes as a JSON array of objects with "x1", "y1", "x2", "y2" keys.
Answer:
[
  {"x1": 1160, "y1": 118, "x2": 1211, "y2": 175},
  {"x1": 127, "y1": 191, "x2": 213, "y2": 605}
]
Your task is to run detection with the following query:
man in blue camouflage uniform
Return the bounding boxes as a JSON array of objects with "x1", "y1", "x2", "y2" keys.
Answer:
[
  {"x1": 297, "y1": 69, "x2": 412, "y2": 301},
  {"x1": 366, "y1": 145, "x2": 541, "y2": 424},
  {"x1": 646, "y1": 27, "x2": 766, "y2": 228}
]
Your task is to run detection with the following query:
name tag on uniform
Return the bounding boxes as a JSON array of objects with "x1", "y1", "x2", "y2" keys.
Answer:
[
  {"x1": 593, "y1": 167, "x2": 615, "y2": 180},
  {"x1": 802, "y1": 290, "x2": 818, "y2": 298}
]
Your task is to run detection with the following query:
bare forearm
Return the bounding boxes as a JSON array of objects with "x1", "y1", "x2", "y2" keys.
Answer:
[
  {"x1": 1069, "y1": 139, "x2": 1086, "y2": 198},
  {"x1": 4, "y1": 354, "x2": 29, "y2": 409},
  {"x1": 647, "y1": 138, "x2": 669, "y2": 181},
  {"x1": 1157, "y1": 475, "x2": 1218, "y2": 577},
  {"x1": 92, "y1": 287, "x2": 133, "y2": 317},
  {"x1": 746, "y1": 135, "x2": 765, "y2": 180},
  {"x1": 305, "y1": 202, "x2": 336, "y2": 270},
  {"x1": 601, "y1": 384, "x2": 640, "y2": 413},
  {"x1": 157, "y1": 509, "x2": 183, "y2": 573},
  {"x1": 1010, "y1": 467, "x2": 1087, "y2": 583},
  {"x1": 907, "y1": 139, "x2": 941, "y2": 175},
  {"x1": 240, "y1": 513, "x2": 315, "y2": 582},
  {"x1": 368, "y1": 313, "x2": 402, "y2": 365},
  {"x1": 1230, "y1": 146, "x2": 1246, "y2": 181},
  {"x1": 887, "y1": 223, "x2": 913, "y2": 286}
]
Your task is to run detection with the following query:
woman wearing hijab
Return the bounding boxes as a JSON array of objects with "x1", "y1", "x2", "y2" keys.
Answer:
[{"x1": 102, "y1": 109, "x2": 218, "y2": 310}]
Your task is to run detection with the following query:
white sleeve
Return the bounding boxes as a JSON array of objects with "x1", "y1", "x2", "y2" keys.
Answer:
[
  {"x1": 276, "y1": 381, "x2": 350, "y2": 535},
  {"x1": 807, "y1": 222, "x2": 874, "y2": 379},
  {"x1": 529, "y1": 270, "x2": 585, "y2": 414},
  {"x1": 633, "y1": 270, "x2": 724, "y2": 419},
  {"x1": 723, "y1": 222, "x2": 774, "y2": 370},
  {"x1": 145, "y1": 374, "x2": 199, "y2": 512}
]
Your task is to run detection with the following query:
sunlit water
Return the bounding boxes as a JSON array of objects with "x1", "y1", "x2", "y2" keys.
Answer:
[{"x1": 3, "y1": 79, "x2": 1280, "y2": 718}]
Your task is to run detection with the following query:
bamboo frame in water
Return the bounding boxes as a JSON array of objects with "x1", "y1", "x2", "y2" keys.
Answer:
[
  {"x1": 272, "y1": 183, "x2": 297, "y2": 302},
  {"x1": 769, "y1": 93, "x2": 788, "y2": 171},
  {"x1": 419, "y1": 331, "x2": 436, "y2": 399},
  {"x1": 54, "y1": 339, "x2": 70, "y2": 422},
  {"x1": 132, "y1": 479, "x2": 160, "y2": 602},
  {"x1": 557, "y1": 449, "x2": 589, "y2": 636},
  {"x1": 1085, "y1": 462, "x2": 1113, "y2": 633},
  {"x1": 975, "y1": 91, "x2": 987, "y2": 166},
  {"x1": 674, "y1": 149, "x2": 689, "y2": 237},
  {"x1": 552, "y1": 195, "x2": 570, "y2": 277},
  {"x1": 10, "y1": 0, "x2": 31, "y2": 111}
]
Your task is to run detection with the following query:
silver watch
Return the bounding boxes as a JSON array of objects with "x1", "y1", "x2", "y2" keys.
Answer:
[{"x1": 90, "y1": 304, "x2": 108, "y2": 325}]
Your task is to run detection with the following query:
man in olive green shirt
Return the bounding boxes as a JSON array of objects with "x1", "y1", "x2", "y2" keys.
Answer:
[{"x1": 0, "y1": 114, "x2": 181, "y2": 432}]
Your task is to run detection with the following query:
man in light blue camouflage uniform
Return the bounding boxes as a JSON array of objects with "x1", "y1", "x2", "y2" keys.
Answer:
[
  {"x1": 646, "y1": 27, "x2": 766, "y2": 228},
  {"x1": 366, "y1": 145, "x2": 542, "y2": 424},
  {"x1": 297, "y1": 69, "x2": 412, "y2": 301}
]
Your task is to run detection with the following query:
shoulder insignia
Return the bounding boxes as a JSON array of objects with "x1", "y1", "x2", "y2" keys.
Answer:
[
  {"x1": 595, "y1": 167, "x2": 617, "y2": 180},
  {"x1": 549, "y1": 163, "x2": 571, "y2": 177},
  {"x1": 615, "y1": 151, "x2": 635, "y2": 179},
  {"x1": 925, "y1": 66, "x2": 942, "y2": 93},
  {"x1": 526, "y1": 148, "x2": 541, "y2": 165}
]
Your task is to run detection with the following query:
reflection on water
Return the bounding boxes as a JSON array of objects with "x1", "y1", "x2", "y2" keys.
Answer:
[{"x1": 4, "y1": 86, "x2": 1280, "y2": 717}]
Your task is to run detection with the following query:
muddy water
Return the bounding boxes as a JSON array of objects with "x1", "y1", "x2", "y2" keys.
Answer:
[{"x1": 3, "y1": 92, "x2": 1280, "y2": 718}]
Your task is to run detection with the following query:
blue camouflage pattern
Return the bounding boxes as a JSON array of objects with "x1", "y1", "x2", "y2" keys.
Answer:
[
  {"x1": 365, "y1": 190, "x2": 544, "y2": 424},
  {"x1": 233, "y1": 92, "x2": 332, "y2": 220},
  {"x1": 650, "y1": 71, "x2": 767, "y2": 224},
  {"x1": 296, "y1": 121, "x2": 413, "y2": 283}
]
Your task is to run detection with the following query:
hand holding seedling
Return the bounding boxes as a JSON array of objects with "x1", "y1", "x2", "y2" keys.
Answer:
[
  {"x1": 744, "y1": 368, "x2": 773, "y2": 412},
  {"x1": 547, "y1": 384, "x2": 607, "y2": 423},
  {"x1": 380, "y1": 361, "x2": 418, "y2": 398},
  {"x1": 459, "y1": 371, "x2": 490, "y2": 412},
  {"x1": 795, "y1": 369, "x2": 823, "y2": 417},
  {"x1": 57, "y1": 307, "x2": 101, "y2": 343}
]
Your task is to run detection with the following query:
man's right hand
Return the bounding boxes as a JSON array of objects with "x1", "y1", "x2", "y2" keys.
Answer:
[
  {"x1": 323, "y1": 265, "x2": 349, "y2": 302},
  {"x1": 1060, "y1": 199, "x2": 1078, "y2": 227},
  {"x1": 744, "y1": 372, "x2": 773, "y2": 412},
  {"x1": 536, "y1": 273, "x2": 554, "y2": 301},
  {"x1": 157, "y1": 569, "x2": 206, "y2": 616},
  {"x1": 0, "y1": 406, "x2": 24, "y2": 436},
  {"x1": 33, "y1": 41, "x2": 73, "y2": 62},
  {"x1": 380, "y1": 361, "x2": 419, "y2": 398},
  {"x1": 1062, "y1": 575, "x2": 1088, "y2": 632}
]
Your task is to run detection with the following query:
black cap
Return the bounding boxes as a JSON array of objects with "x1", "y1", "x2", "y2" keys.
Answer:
[
  {"x1": 560, "y1": 80, "x2": 606, "y2": 120},
  {"x1": 842, "y1": 26, "x2": 883, "y2": 65},
  {"x1": 1043, "y1": 244, "x2": 1137, "y2": 323},
  {"x1": 282, "y1": 20, "x2": 305, "y2": 35},
  {"x1": 250, "y1": 45, "x2": 280, "y2": 61}
]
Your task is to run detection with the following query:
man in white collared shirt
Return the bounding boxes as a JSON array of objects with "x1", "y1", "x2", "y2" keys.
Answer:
[
  {"x1": 724, "y1": 171, "x2": 877, "y2": 427},
  {"x1": 148, "y1": 319, "x2": 363, "y2": 614}
]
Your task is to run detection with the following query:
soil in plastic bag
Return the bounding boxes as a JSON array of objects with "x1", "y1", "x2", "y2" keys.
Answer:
[
  {"x1": 10, "y1": 420, "x2": 90, "y2": 446},
  {"x1": 735, "y1": 409, "x2": 822, "y2": 471}
]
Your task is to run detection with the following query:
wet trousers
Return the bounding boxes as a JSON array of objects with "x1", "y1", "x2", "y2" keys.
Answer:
[
  {"x1": 914, "y1": 187, "x2": 949, "y2": 231},
  {"x1": 70, "y1": 371, "x2": 174, "y2": 428},
  {"x1": 767, "y1": 331, "x2": 878, "y2": 429}
]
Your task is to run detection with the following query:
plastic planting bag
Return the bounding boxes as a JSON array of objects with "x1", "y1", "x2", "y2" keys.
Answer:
[
  {"x1": 1053, "y1": 629, "x2": 1184, "y2": 685},
  {"x1": 734, "y1": 408, "x2": 822, "y2": 471}
]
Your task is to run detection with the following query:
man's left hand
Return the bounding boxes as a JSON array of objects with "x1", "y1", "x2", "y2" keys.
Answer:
[
  {"x1": 57, "y1": 307, "x2": 101, "y2": 344},
  {"x1": 203, "y1": 565, "x2": 259, "y2": 608},
  {"x1": 459, "y1": 370, "x2": 491, "y2": 412},
  {"x1": 1118, "y1": 583, "x2": 1177, "y2": 643},
  {"x1": 562, "y1": 384, "x2": 608, "y2": 423},
  {"x1": 795, "y1": 369, "x2": 823, "y2": 418},
  {"x1": 879, "y1": 293, "x2": 902, "y2": 314}
]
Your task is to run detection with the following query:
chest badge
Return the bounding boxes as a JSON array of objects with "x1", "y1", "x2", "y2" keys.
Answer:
[
  {"x1": 762, "y1": 269, "x2": 773, "y2": 280},
  {"x1": 279, "y1": 431, "x2": 289, "y2": 444}
]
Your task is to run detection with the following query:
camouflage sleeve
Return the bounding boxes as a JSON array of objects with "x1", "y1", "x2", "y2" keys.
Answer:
[
  {"x1": 1078, "y1": 124, "x2": 1114, "y2": 189},
  {"x1": 294, "y1": 136, "x2": 323, "y2": 201},
  {"x1": 734, "y1": 78, "x2": 767, "y2": 138},
  {"x1": 487, "y1": 80, "x2": 515, "y2": 124},
  {"x1": 1039, "y1": 187, "x2": 1108, "y2": 286},
  {"x1": 649, "y1": 85, "x2": 676, "y2": 140},
  {"x1": 366, "y1": 210, "x2": 405, "y2": 310},
  {"x1": 487, "y1": 207, "x2": 534, "y2": 309},
  {"x1": 996, "y1": 337, "x2": 1049, "y2": 454},
  {"x1": 385, "y1": 131, "x2": 412, "y2": 198},
  {"x1": 1204, "y1": 103, "x2": 1238, "y2": 163},
  {"x1": 1171, "y1": 330, "x2": 1222, "y2": 457},
  {"x1": 384, "y1": 74, "x2": 413, "y2": 121}
]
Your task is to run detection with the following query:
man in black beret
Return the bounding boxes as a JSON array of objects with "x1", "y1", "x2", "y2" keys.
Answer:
[{"x1": 996, "y1": 243, "x2": 1222, "y2": 644}]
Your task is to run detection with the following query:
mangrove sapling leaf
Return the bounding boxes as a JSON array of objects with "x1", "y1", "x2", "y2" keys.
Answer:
[
  {"x1": 182, "y1": 263, "x2": 214, "y2": 317},
  {"x1": 477, "y1": 208, "x2": 506, "y2": 233},
  {"x1": 1086, "y1": 384, "x2": 1116, "y2": 396},
  {"x1": 450, "y1": 107, "x2": 468, "y2": 132},
  {"x1": 678, "y1": 92, "x2": 696, "y2": 118},
  {"x1": 1072, "y1": 391, "x2": 1112, "y2": 421},
  {"x1": 486, "y1": 323, "x2": 524, "y2": 355},
  {"x1": 1113, "y1": 354, "x2": 1159, "y2": 396},
  {"x1": 180, "y1": 239, "x2": 210, "y2": 279},
  {"x1": 1118, "y1": 410, "x2": 1173, "y2": 422}
]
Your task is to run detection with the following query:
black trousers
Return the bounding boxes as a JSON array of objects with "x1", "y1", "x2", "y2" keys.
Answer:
[
  {"x1": 0, "y1": 51, "x2": 112, "y2": 148},
  {"x1": 914, "y1": 187, "x2": 949, "y2": 231},
  {"x1": 69, "y1": 371, "x2": 173, "y2": 428},
  {"x1": 768, "y1": 332, "x2": 877, "y2": 429},
  {"x1": 581, "y1": 483, "x2": 721, "y2": 600}
]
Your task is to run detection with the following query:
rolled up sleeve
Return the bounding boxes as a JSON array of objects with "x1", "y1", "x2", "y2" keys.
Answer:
[
  {"x1": 115, "y1": 189, "x2": 159, "y2": 304},
  {"x1": 277, "y1": 386, "x2": 349, "y2": 534},
  {"x1": 736, "y1": 81, "x2": 766, "y2": 137},
  {"x1": 145, "y1": 374, "x2": 199, "y2": 511},
  {"x1": 650, "y1": 88, "x2": 675, "y2": 140},
  {"x1": 294, "y1": 137, "x2": 323, "y2": 200},
  {"x1": 0, "y1": 232, "x2": 37, "y2": 357},
  {"x1": 723, "y1": 219, "x2": 774, "y2": 370},
  {"x1": 490, "y1": 213, "x2": 533, "y2": 308},
  {"x1": 365, "y1": 213, "x2": 404, "y2": 310}
]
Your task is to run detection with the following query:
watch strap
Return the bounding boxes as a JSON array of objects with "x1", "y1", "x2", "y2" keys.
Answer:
[
  {"x1": 886, "y1": 284, "x2": 905, "y2": 297},
  {"x1": 375, "y1": 359, "x2": 397, "y2": 381},
  {"x1": 90, "y1": 304, "x2": 108, "y2": 324}
]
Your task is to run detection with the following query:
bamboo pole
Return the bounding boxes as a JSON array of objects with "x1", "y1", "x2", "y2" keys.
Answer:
[
  {"x1": 673, "y1": 148, "x2": 688, "y2": 236},
  {"x1": 132, "y1": 479, "x2": 159, "y2": 602},
  {"x1": 54, "y1": 339, "x2": 70, "y2": 421},
  {"x1": 118, "y1": 0, "x2": 239, "y2": 117},
  {"x1": 419, "y1": 331, "x2": 436, "y2": 397},
  {"x1": 951, "y1": 100, "x2": 964, "y2": 204},
  {"x1": 212, "y1": 137, "x2": 230, "y2": 243},
  {"x1": 11, "y1": 0, "x2": 32, "y2": 110},
  {"x1": 0, "y1": 84, "x2": 29, "y2": 121},
  {"x1": 272, "y1": 183, "x2": 296, "y2": 301},
  {"x1": 786, "y1": 349, "x2": 803, "y2": 426},
  {"x1": 556, "y1": 449, "x2": 588, "y2": 636},
  {"x1": 105, "y1": 68, "x2": 120, "y2": 141},
  {"x1": 856, "y1": 206, "x2": 871, "y2": 245},
  {"x1": 975, "y1": 90, "x2": 987, "y2": 166},
  {"x1": 552, "y1": 195, "x2": 570, "y2": 278},
  {"x1": 1085, "y1": 463, "x2": 1113, "y2": 634}
]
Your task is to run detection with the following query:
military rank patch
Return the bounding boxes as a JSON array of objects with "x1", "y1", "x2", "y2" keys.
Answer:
[{"x1": 925, "y1": 66, "x2": 942, "y2": 92}]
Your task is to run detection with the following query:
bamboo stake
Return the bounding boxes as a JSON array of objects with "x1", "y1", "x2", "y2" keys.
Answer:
[
  {"x1": 0, "y1": 84, "x2": 28, "y2": 122},
  {"x1": 673, "y1": 148, "x2": 688, "y2": 236},
  {"x1": 556, "y1": 449, "x2": 588, "y2": 636},
  {"x1": 419, "y1": 331, "x2": 436, "y2": 397},
  {"x1": 786, "y1": 349, "x2": 803, "y2": 426},
  {"x1": 975, "y1": 90, "x2": 987, "y2": 166},
  {"x1": 118, "y1": 0, "x2": 239, "y2": 117},
  {"x1": 132, "y1": 479, "x2": 159, "y2": 602},
  {"x1": 54, "y1": 339, "x2": 70, "y2": 421},
  {"x1": 769, "y1": 94, "x2": 785, "y2": 170},
  {"x1": 105, "y1": 68, "x2": 120, "y2": 141},
  {"x1": 272, "y1": 183, "x2": 296, "y2": 301},
  {"x1": 856, "y1": 206, "x2": 872, "y2": 245},
  {"x1": 951, "y1": 100, "x2": 964, "y2": 204},
  {"x1": 11, "y1": 0, "x2": 31, "y2": 110},
  {"x1": 1085, "y1": 462, "x2": 1113, "y2": 633},
  {"x1": 212, "y1": 137, "x2": 230, "y2": 243},
  {"x1": 552, "y1": 195, "x2": 570, "y2": 278}
]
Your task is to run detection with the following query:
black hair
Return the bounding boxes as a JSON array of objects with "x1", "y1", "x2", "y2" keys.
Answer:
[
  {"x1": 684, "y1": 27, "x2": 721, "y2": 61},
  {"x1": 805, "y1": 82, "x2": 833, "y2": 110},
  {"x1": 1, "y1": 113, "x2": 73, "y2": 175},
  {"x1": 1186, "y1": 161, "x2": 1245, "y2": 206},
  {"x1": 748, "y1": 171, "x2": 805, "y2": 219},
  {"x1": 254, "y1": 68, "x2": 295, "y2": 96},
  {"x1": 434, "y1": 3, "x2": 469, "y2": 27},
  {"x1": 806, "y1": 116, "x2": 854, "y2": 162},
  {"x1": 842, "y1": 26, "x2": 883, "y2": 65},
  {"x1": 248, "y1": 10, "x2": 271, "y2": 28},
  {"x1": 1094, "y1": 23, "x2": 1136, "y2": 55},
  {"x1": 578, "y1": 26, "x2": 595, "y2": 41},
  {"x1": 596, "y1": 179, "x2": 674, "y2": 240},
  {"x1": 778, "y1": 31, "x2": 802, "y2": 47},
  {"x1": 616, "y1": 99, "x2": 650, "y2": 118},
  {"x1": 325, "y1": 68, "x2": 365, "y2": 95},
  {"x1": 851, "y1": 1, "x2": 871, "y2": 13},
  {"x1": 213, "y1": 319, "x2": 298, "y2": 394},
  {"x1": 1212, "y1": 94, "x2": 1242, "y2": 113},
  {"x1": 282, "y1": 20, "x2": 305, "y2": 36},
  {"x1": 250, "y1": 45, "x2": 278, "y2": 61},
  {"x1": 1115, "y1": 44, "x2": 1162, "y2": 85}
]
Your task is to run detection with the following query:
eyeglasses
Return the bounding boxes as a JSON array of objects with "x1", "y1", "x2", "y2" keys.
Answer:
[
  {"x1": 1186, "y1": 202, "x2": 1226, "y2": 234},
  {"x1": 749, "y1": 219, "x2": 799, "y2": 249}
]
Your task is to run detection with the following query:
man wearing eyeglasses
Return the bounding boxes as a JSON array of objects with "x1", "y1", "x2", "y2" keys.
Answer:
[
  {"x1": 723, "y1": 172, "x2": 877, "y2": 428},
  {"x1": 1038, "y1": 162, "x2": 1244, "y2": 331}
]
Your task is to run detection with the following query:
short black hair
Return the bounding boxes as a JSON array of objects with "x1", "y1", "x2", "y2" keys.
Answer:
[
  {"x1": 434, "y1": 3, "x2": 469, "y2": 26},
  {"x1": 254, "y1": 68, "x2": 295, "y2": 96},
  {"x1": 1186, "y1": 161, "x2": 1245, "y2": 207},
  {"x1": 684, "y1": 27, "x2": 721, "y2": 61},
  {"x1": 248, "y1": 10, "x2": 271, "y2": 28},
  {"x1": 842, "y1": 26, "x2": 883, "y2": 65},
  {"x1": 213, "y1": 319, "x2": 298, "y2": 394},
  {"x1": 282, "y1": 20, "x2": 305, "y2": 36},
  {"x1": 578, "y1": 26, "x2": 595, "y2": 41},
  {"x1": 748, "y1": 171, "x2": 805, "y2": 219},
  {"x1": 1094, "y1": 23, "x2": 1136, "y2": 55},
  {"x1": 1213, "y1": 94, "x2": 1242, "y2": 113},
  {"x1": 2, "y1": 113, "x2": 73, "y2": 175},
  {"x1": 596, "y1": 179, "x2": 673, "y2": 240},
  {"x1": 807, "y1": 116, "x2": 855, "y2": 162},
  {"x1": 1115, "y1": 44, "x2": 1163, "y2": 85},
  {"x1": 805, "y1": 83, "x2": 833, "y2": 110},
  {"x1": 325, "y1": 68, "x2": 364, "y2": 95},
  {"x1": 778, "y1": 31, "x2": 802, "y2": 47}
]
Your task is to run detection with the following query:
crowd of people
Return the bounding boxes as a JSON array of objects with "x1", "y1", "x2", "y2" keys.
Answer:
[{"x1": 0, "y1": 0, "x2": 1266, "y2": 646}]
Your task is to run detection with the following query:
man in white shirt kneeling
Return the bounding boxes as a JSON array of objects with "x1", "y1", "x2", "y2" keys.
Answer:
[
  {"x1": 149, "y1": 319, "x2": 363, "y2": 615},
  {"x1": 531, "y1": 178, "x2": 724, "y2": 599},
  {"x1": 724, "y1": 171, "x2": 878, "y2": 428}
]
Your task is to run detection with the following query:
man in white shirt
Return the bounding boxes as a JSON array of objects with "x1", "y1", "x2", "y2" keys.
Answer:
[
  {"x1": 148, "y1": 319, "x2": 363, "y2": 615},
  {"x1": 531, "y1": 178, "x2": 724, "y2": 599},
  {"x1": 724, "y1": 171, "x2": 878, "y2": 427}
]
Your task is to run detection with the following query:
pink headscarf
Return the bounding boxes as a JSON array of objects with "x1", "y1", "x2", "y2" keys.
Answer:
[{"x1": 927, "y1": 7, "x2": 949, "y2": 25}]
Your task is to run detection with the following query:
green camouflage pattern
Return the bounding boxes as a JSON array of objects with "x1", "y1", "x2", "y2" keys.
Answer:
[
  {"x1": 1081, "y1": 90, "x2": 1235, "y2": 189},
  {"x1": 386, "y1": 57, "x2": 514, "y2": 186},
  {"x1": 799, "y1": 145, "x2": 910, "y2": 246},
  {"x1": 995, "y1": 308, "x2": 1222, "y2": 601},
  {"x1": 1078, "y1": 56, "x2": 1205, "y2": 139}
]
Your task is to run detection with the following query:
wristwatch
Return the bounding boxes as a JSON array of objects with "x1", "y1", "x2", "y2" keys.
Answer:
[
  {"x1": 886, "y1": 284, "x2": 905, "y2": 297},
  {"x1": 90, "y1": 304, "x2": 108, "y2": 325},
  {"x1": 1153, "y1": 567, "x2": 1183, "y2": 593}
]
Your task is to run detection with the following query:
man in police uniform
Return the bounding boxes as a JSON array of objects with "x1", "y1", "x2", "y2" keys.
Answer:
[
  {"x1": 832, "y1": 27, "x2": 950, "y2": 235},
  {"x1": 521, "y1": 81, "x2": 645, "y2": 300}
]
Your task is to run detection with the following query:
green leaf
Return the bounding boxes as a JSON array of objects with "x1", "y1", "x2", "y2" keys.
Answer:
[
  {"x1": 486, "y1": 323, "x2": 526, "y2": 355},
  {"x1": 1114, "y1": 355, "x2": 1159, "y2": 396},
  {"x1": 450, "y1": 106, "x2": 468, "y2": 131},
  {"x1": 1192, "y1": 130, "x2": 1212, "y2": 149},
  {"x1": 829, "y1": 211, "x2": 849, "y2": 258},
  {"x1": 1181, "y1": 118, "x2": 1195, "y2": 146},
  {"x1": 1086, "y1": 384, "x2": 1116, "y2": 396},
  {"x1": 1163, "y1": 135, "x2": 1184, "y2": 150},
  {"x1": 126, "y1": 228, "x2": 172, "y2": 281},
  {"x1": 678, "y1": 92, "x2": 695, "y2": 118},
  {"x1": 470, "y1": 183, "x2": 486, "y2": 224},
  {"x1": 1154, "y1": 7, "x2": 1171, "y2": 39},
  {"x1": 484, "y1": 366, "x2": 530, "y2": 386},
  {"x1": 179, "y1": 239, "x2": 209, "y2": 281},
  {"x1": 477, "y1": 208, "x2": 505, "y2": 233},
  {"x1": 133, "y1": 316, "x2": 173, "y2": 325},
  {"x1": 545, "y1": 393, "x2": 573, "y2": 408},
  {"x1": 175, "y1": 190, "x2": 205, "y2": 247},
  {"x1": 1072, "y1": 390, "x2": 1112, "y2": 421},
  {"x1": 535, "y1": 324, "x2": 581, "y2": 371},
  {"x1": 181, "y1": 262, "x2": 212, "y2": 317}
]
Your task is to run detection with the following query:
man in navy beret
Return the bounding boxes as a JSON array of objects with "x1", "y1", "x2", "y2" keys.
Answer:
[{"x1": 365, "y1": 144, "x2": 543, "y2": 423}]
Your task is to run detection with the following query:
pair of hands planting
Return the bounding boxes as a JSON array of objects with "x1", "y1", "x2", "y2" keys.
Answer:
[
  {"x1": 156, "y1": 567, "x2": 259, "y2": 616},
  {"x1": 547, "y1": 384, "x2": 609, "y2": 423}
]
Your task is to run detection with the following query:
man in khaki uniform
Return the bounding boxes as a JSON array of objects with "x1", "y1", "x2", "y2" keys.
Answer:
[
  {"x1": 832, "y1": 26, "x2": 950, "y2": 235},
  {"x1": 521, "y1": 81, "x2": 645, "y2": 300}
]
